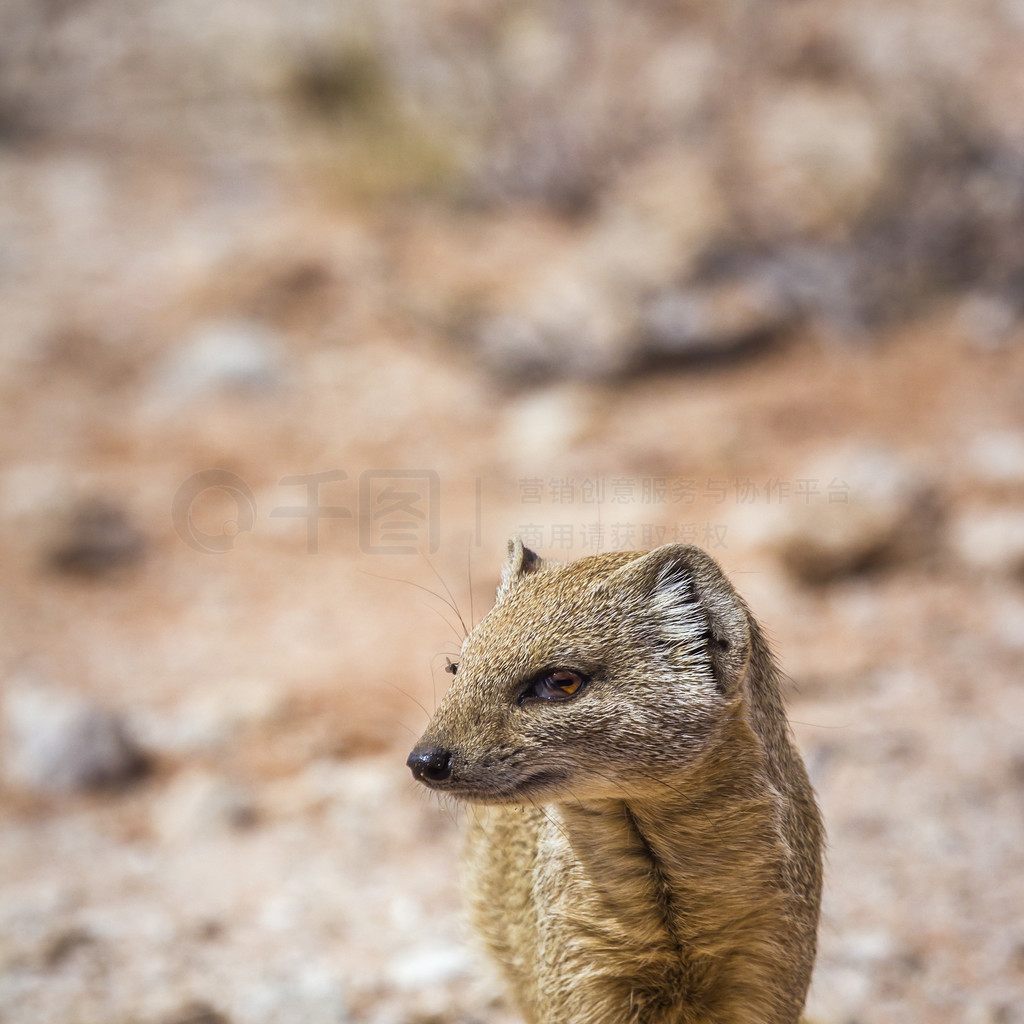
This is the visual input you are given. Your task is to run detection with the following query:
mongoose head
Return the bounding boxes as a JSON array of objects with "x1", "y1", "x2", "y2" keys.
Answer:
[{"x1": 407, "y1": 538, "x2": 755, "y2": 804}]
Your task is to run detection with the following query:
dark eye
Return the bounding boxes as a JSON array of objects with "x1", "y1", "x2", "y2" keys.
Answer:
[
  {"x1": 445, "y1": 659, "x2": 458, "y2": 676},
  {"x1": 530, "y1": 669, "x2": 586, "y2": 702}
]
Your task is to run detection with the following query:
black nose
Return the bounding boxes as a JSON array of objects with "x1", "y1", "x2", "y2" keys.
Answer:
[{"x1": 406, "y1": 745, "x2": 453, "y2": 783}]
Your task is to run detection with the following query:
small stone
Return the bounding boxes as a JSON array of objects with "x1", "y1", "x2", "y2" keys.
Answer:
[
  {"x1": 957, "y1": 293, "x2": 1019, "y2": 351},
  {"x1": 46, "y1": 500, "x2": 145, "y2": 578},
  {"x1": 43, "y1": 926, "x2": 97, "y2": 968},
  {"x1": 498, "y1": 384, "x2": 591, "y2": 471},
  {"x1": 2, "y1": 679, "x2": 148, "y2": 793},
  {"x1": 388, "y1": 945, "x2": 469, "y2": 990},
  {"x1": 845, "y1": 928, "x2": 897, "y2": 964},
  {"x1": 152, "y1": 770, "x2": 257, "y2": 842},
  {"x1": 0, "y1": 880, "x2": 79, "y2": 932},
  {"x1": 162, "y1": 1001, "x2": 230, "y2": 1024},
  {"x1": 949, "y1": 509, "x2": 1024, "y2": 577},
  {"x1": 768, "y1": 446, "x2": 937, "y2": 584},
  {"x1": 991, "y1": 596, "x2": 1024, "y2": 650},
  {"x1": 0, "y1": 463, "x2": 68, "y2": 522},
  {"x1": 152, "y1": 319, "x2": 285, "y2": 406},
  {"x1": 964, "y1": 1001, "x2": 1015, "y2": 1024},
  {"x1": 474, "y1": 312, "x2": 553, "y2": 383},
  {"x1": 639, "y1": 276, "x2": 797, "y2": 365},
  {"x1": 262, "y1": 759, "x2": 351, "y2": 817},
  {"x1": 129, "y1": 680, "x2": 286, "y2": 755},
  {"x1": 744, "y1": 86, "x2": 890, "y2": 237},
  {"x1": 594, "y1": 146, "x2": 727, "y2": 288},
  {"x1": 965, "y1": 431, "x2": 1024, "y2": 485},
  {"x1": 232, "y1": 961, "x2": 347, "y2": 1024},
  {"x1": 473, "y1": 267, "x2": 631, "y2": 384}
]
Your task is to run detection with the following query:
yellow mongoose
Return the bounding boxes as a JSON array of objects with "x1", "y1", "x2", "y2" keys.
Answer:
[{"x1": 408, "y1": 539, "x2": 824, "y2": 1024}]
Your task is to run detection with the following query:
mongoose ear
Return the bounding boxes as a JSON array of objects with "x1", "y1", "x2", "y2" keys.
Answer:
[
  {"x1": 499, "y1": 535, "x2": 543, "y2": 596},
  {"x1": 611, "y1": 544, "x2": 752, "y2": 691}
]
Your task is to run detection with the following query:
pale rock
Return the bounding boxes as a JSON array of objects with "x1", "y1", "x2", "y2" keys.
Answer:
[
  {"x1": 387, "y1": 944, "x2": 469, "y2": 990},
  {"x1": 593, "y1": 146, "x2": 727, "y2": 287},
  {"x1": 151, "y1": 319, "x2": 286, "y2": 407},
  {"x1": 964, "y1": 1000, "x2": 1018, "y2": 1024},
  {"x1": 232, "y1": 960, "x2": 348, "y2": 1024},
  {"x1": 745, "y1": 86, "x2": 890, "y2": 238},
  {"x1": 956, "y1": 293, "x2": 1019, "y2": 351},
  {"x1": 262, "y1": 759, "x2": 351, "y2": 817},
  {"x1": 130, "y1": 680, "x2": 285, "y2": 755},
  {"x1": 964, "y1": 430, "x2": 1024, "y2": 485},
  {"x1": 845, "y1": 928, "x2": 898, "y2": 964},
  {"x1": 949, "y1": 509, "x2": 1024, "y2": 576},
  {"x1": 991, "y1": 596, "x2": 1024, "y2": 650},
  {"x1": 475, "y1": 312, "x2": 551, "y2": 382},
  {"x1": 152, "y1": 771, "x2": 256, "y2": 842},
  {"x1": 0, "y1": 879, "x2": 79, "y2": 937},
  {"x1": 639, "y1": 277, "x2": 797, "y2": 364},
  {"x1": 768, "y1": 446, "x2": 937, "y2": 584},
  {"x1": 2, "y1": 679, "x2": 147, "y2": 793},
  {"x1": 499, "y1": 384, "x2": 592, "y2": 471},
  {"x1": 0, "y1": 463, "x2": 69, "y2": 522},
  {"x1": 475, "y1": 266, "x2": 631, "y2": 383},
  {"x1": 463, "y1": 149, "x2": 727, "y2": 386},
  {"x1": 804, "y1": 964, "x2": 872, "y2": 1020}
]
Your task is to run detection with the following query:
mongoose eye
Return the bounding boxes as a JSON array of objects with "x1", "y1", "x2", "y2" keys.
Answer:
[
  {"x1": 445, "y1": 659, "x2": 458, "y2": 675},
  {"x1": 532, "y1": 669, "x2": 586, "y2": 702}
]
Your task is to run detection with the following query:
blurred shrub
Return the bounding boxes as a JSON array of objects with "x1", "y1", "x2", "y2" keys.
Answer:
[
  {"x1": 2, "y1": 0, "x2": 1023, "y2": 331},
  {"x1": 365, "y1": 0, "x2": 1024, "y2": 331},
  {"x1": 286, "y1": 41, "x2": 457, "y2": 201}
]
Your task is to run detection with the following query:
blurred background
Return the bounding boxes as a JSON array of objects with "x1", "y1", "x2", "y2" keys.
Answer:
[{"x1": 1, "y1": 1, "x2": 1023, "y2": 1022}]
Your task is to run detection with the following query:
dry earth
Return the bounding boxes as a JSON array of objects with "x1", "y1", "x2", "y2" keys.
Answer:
[{"x1": 2, "y1": 2, "x2": 1024, "y2": 1023}]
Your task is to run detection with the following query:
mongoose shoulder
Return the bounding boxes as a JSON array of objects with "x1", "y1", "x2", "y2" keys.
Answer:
[{"x1": 408, "y1": 539, "x2": 824, "y2": 1024}]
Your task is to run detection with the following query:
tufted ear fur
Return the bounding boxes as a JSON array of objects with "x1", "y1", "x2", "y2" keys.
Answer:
[
  {"x1": 499, "y1": 535, "x2": 544, "y2": 597},
  {"x1": 608, "y1": 544, "x2": 752, "y2": 692}
]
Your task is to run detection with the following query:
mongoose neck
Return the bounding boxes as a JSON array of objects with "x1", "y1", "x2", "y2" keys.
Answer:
[{"x1": 550, "y1": 719, "x2": 813, "y2": 1024}]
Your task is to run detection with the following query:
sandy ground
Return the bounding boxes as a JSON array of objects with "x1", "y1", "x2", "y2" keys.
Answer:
[{"x1": 2, "y1": 3, "x2": 1024, "y2": 1022}]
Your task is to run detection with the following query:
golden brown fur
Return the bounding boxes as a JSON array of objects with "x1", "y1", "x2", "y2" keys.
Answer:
[{"x1": 408, "y1": 539, "x2": 824, "y2": 1024}]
